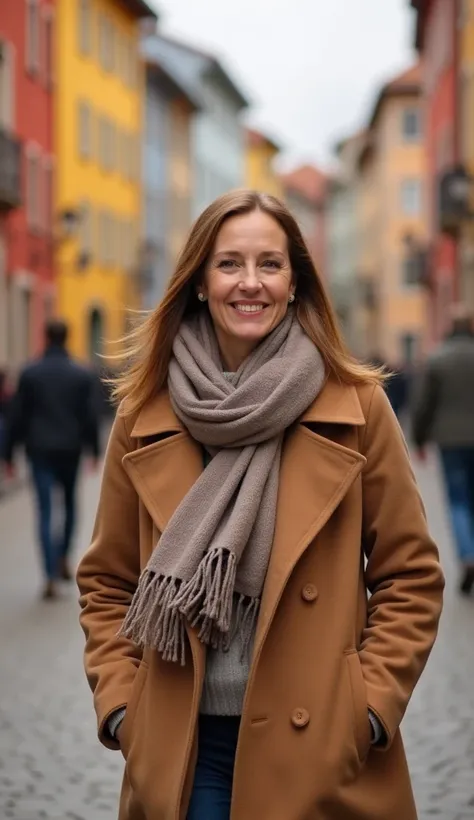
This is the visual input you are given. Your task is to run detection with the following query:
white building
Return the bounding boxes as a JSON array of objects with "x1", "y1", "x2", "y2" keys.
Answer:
[
  {"x1": 141, "y1": 33, "x2": 248, "y2": 221},
  {"x1": 326, "y1": 132, "x2": 366, "y2": 353}
]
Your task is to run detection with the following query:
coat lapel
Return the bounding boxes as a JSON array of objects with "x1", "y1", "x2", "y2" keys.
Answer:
[
  {"x1": 122, "y1": 391, "x2": 203, "y2": 534},
  {"x1": 253, "y1": 378, "x2": 367, "y2": 655}
]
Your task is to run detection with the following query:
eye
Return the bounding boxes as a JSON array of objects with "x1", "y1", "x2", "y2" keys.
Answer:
[
  {"x1": 218, "y1": 259, "x2": 238, "y2": 270},
  {"x1": 261, "y1": 259, "x2": 281, "y2": 269}
]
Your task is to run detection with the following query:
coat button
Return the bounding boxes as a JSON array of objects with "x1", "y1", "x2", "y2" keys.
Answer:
[
  {"x1": 301, "y1": 583, "x2": 318, "y2": 602},
  {"x1": 291, "y1": 708, "x2": 310, "y2": 729}
]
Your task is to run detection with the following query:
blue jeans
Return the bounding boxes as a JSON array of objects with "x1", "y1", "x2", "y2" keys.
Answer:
[
  {"x1": 30, "y1": 454, "x2": 80, "y2": 581},
  {"x1": 440, "y1": 447, "x2": 474, "y2": 564},
  {"x1": 187, "y1": 715, "x2": 240, "y2": 820}
]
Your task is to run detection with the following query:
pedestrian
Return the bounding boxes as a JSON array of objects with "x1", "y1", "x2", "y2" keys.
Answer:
[
  {"x1": 77, "y1": 190, "x2": 444, "y2": 820},
  {"x1": 385, "y1": 362, "x2": 409, "y2": 420},
  {"x1": 413, "y1": 303, "x2": 474, "y2": 596},
  {"x1": 2, "y1": 319, "x2": 101, "y2": 599}
]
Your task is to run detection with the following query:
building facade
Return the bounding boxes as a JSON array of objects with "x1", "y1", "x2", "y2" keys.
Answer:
[
  {"x1": 0, "y1": 0, "x2": 55, "y2": 372},
  {"x1": 354, "y1": 65, "x2": 429, "y2": 366},
  {"x1": 55, "y1": 0, "x2": 156, "y2": 362},
  {"x1": 141, "y1": 33, "x2": 248, "y2": 221},
  {"x1": 245, "y1": 128, "x2": 283, "y2": 198},
  {"x1": 140, "y1": 48, "x2": 199, "y2": 309},
  {"x1": 458, "y1": 0, "x2": 474, "y2": 311},
  {"x1": 280, "y1": 165, "x2": 327, "y2": 274},
  {"x1": 326, "y1": 132, "x2": 366, "y2": 352},
  {"x1": 412, "y1": 0, "x2": 460, "y2": 343}
]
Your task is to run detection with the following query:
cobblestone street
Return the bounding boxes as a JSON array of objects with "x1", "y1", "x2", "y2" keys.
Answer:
[{"x1": 0, "y1": 450, "x2": 473, "y2": 820}]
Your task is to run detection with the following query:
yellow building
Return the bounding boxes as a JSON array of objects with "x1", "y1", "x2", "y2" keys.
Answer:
[
  {"x1": 459, "y1": 0, "x2": 474, "y2": 309},
  {"x1": 55, "y1": 0, "x2": 157, "y2": 361},
  {"x1": 354, "y1": 64, "x2": 428, "y2": 366},
  {"x1": 246, "y1": 129, "x2": 283, "y2": 199}
]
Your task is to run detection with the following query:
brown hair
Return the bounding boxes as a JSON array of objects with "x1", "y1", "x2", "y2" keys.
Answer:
[{"x1": 111, "y1": 189, "x2": 383, "y2": 415}]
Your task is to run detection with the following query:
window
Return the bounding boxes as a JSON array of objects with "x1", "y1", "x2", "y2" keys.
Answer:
[
  {"x1": 26, "y1": 144, "x2": 42, "y2": 231},
  {"x1": 401, "y1": 179, "x2": 422, "y2": 216},
  {"x1": 26, "y1": 0, "x2": 41, "y2": 74},
  {"x1": 402, "y1": 255, "x2": 419, "y2": 287},
  {"x1": 109, "y1": 121, "x2": 117, "y2": 171},
  {"x1": 78, "y1": 0, "x2": 92, "y2": 56},
  {"x1": 99, "y1": 15, "x2": 114, "y2": 72},
  {"x1": 402, "y1": 109, "x2": 421, "y2": 142},
  {"x1": 43, "y1": 157, "x2": 54, "y2": 234},
  {"x1": 43, "y1": 9, "x2": 54, "y2": 87},
  {"x1": 79, "y1": 200, "x2": 93, "y2": 265},
  {"x1": 78, "y1": 101, "x2": 93, "y2": 159},
  {"x1": 0, "y1": 40, "x2": 15, "y2": 130}
]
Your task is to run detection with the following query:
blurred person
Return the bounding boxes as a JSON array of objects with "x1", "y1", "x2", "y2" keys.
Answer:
[
  {"x1": 385, "y1": 362, "x2": 409, "y2": 420},
  {"x1": 0, "y1": 368, "x2": 11, "y2": 463},
  {"x1": 77, "y1": 191, "x2": 443, "y2": 820},
  {"x1": 2, "y1": 319, "x2": 101, "y2": 599},
  {"x1": 413, "y1": 304, "x2": 474, "y2": 596}
]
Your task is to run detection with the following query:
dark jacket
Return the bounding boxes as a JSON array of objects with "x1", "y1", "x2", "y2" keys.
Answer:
[
  {"x1": 412, "y1": 331, "x2": 474, "y2": 448},
  {"x1": 2, "y1": 346, "x2": 101, "y2": 463}
]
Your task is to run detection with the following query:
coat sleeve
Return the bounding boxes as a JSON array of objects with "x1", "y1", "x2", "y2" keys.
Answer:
[
  {"x1": 359, "y1": 384, "x2": 444, "y2": 749},
  {"x1": 77, "y1": 410, "x2": 142, "y2": 750}
]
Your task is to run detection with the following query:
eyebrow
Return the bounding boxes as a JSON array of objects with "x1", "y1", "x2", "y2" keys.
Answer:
[{"x1": 213, "y1": 249, "x2": 287, "y2": 258}]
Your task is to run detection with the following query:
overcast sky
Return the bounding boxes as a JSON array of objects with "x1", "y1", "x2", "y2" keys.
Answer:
[{"x1": 149, "y1": 0, "x2": 417, "y2": 169}]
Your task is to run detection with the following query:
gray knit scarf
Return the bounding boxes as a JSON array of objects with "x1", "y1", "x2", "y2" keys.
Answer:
[{"x1": 120, "y1": 309, "x2": 325, "y2": 664}]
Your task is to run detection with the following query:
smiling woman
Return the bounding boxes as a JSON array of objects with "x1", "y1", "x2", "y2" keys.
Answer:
[{"x1": 77, "y1": 189, "x2": 444, "y2": 820}]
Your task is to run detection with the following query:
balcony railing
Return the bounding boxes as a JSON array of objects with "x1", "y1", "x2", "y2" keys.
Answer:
[{"x1": 0, "y1": 127, "x2": 21, "y2": 211}]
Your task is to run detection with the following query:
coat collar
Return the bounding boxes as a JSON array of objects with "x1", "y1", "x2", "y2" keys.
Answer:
[{"x1": 130, "y1": 375, "x2": 366, "y2": 439}]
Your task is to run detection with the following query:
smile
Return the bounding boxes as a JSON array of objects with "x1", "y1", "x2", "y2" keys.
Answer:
[{"x1": 231, "y1": 303, "x2": 269, "y2": 314}]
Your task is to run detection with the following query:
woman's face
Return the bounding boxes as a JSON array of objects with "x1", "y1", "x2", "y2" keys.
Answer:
[{"x1": 201, "y1": 210, "x2": 295, "y2": 370}]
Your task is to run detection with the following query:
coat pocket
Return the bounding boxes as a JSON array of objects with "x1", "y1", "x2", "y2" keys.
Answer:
[
  {"x1": 120, "y1": 661, "x2": 149, "y2": 761},
  {"x1": 344, "y1": 650, "x2": 371, "y2": 764}
]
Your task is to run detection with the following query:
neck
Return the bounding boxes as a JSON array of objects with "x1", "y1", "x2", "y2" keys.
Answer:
[{"x1": 216, "y1": 335, "x2": 258, "y2": 372}]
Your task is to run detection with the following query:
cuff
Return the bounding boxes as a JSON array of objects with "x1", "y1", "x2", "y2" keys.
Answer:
[
  {"x1": 368, "y1": 709, "x2": 384, "y2": 745},
  {"x1": 107, "y1": 707, "x2": 126, "y2": 740}
]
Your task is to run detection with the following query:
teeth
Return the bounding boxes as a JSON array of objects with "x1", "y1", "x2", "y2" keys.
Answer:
[{"x1": 234, "y1": 304, "x2": 265, "y2": 313}]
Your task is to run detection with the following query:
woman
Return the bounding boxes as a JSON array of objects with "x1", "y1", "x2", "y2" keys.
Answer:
[{"x1": 78, "y1": 190, "x2": 444, "y2": 820}]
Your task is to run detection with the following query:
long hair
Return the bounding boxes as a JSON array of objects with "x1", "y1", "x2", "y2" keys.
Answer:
[{"x1": 111, "y1": 189, "x2": 383, "y2": 415}]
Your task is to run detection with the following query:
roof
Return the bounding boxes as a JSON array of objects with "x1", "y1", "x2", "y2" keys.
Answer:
[
  {"x1": 152, "y1": 32, "x2": 249, "y2": 109},
  {"x1": 246, "y1": 128, "x2": 281, "y2": 153},
  {"x1": 144, "y1": 55, "x2": 201, "y2": 110},
  {"x1": 280, "y1": 165, "x2": 327, "y2": 204},
  {"x1": 119, "y1": 0, "x2": 158, "y2": 19},
  {"x1": 410, "y1": 0, "x2": 426, "y2": 50},
  {"x1": 368, "y1": 62, "x2": 422, "y2": 129},
  {"x1": 334, "y1": 129, "x2": 366, "y2": 157}
]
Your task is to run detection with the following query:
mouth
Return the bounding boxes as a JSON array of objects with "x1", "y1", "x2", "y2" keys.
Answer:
[{"x1": 230, "y1": 301, "x2": 270, "y2": 316}]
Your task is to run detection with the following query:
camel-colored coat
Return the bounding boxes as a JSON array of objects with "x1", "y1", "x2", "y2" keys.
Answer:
[{"x1": 77, "y1": 378, "x2": 444, "y2": 820}]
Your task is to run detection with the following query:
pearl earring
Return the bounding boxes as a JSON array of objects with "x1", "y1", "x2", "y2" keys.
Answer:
[
  {"x1": 198, "y1": 292, "x2": 206, "y2": 302},
  {"x1": 288, "y1": 294, "x2": 295, "y2": 304}
]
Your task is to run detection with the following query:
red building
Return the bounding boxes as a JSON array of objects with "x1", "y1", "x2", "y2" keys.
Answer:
[
  {"x1": 411, "y1": 0, "x2": 460, "y2": 343},
  {"x1": 0, "y1": 0, "x2": 55, "y2": 375}
]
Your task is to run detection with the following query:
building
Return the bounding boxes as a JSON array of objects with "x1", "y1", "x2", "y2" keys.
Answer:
[
  {"x1": 326, "y1": 131, "x2": 366, "y2": 352},
  {"x1": 141, "y1": 33, "x2": 249, "y2": 221},
  {"x1": 458, "y1": 0, "x2": 474, "y2": 311},
  {"x1": 411, "y1": 0, "x2": 460, "y2": 343},
  {"x1": 0, "y1": 0, "x2": 55, "y2": 373},
  {"x1": 353, "y1": 64, "x2": 429, "y2": 366},
  {"x1": 245, "y1": 128, "x2": 283, "y2": 198},
  {"x1": 280, "y1": 165, "x2": 327, "y2": 274},
  {"x1": 55, "y1": 0, "x2": 157, "y2": 362},
  {"x1": 139, "y1": 47, "x2": 200, "y2": 308}
]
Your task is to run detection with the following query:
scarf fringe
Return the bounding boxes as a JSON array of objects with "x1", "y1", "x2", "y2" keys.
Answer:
[{"x1": 119, "y1": 548, "x2": 259, "y2": 665}]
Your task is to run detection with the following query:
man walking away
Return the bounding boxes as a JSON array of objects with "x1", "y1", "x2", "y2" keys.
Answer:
[
  {"x1": 2, "y1": 320, "x2": 101, "y2": 599},
  {"x1": 413, "y1": 304, "x2": 474, "y2": 596}
]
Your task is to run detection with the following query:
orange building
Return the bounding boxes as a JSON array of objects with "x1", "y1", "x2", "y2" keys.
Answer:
[{"x1": 354, "y1": 64, "x2": 429, "y2": 366}]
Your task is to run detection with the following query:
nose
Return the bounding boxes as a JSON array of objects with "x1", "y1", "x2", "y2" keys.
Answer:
[{"x1": 238, "y1": 263, "x2": 262, "y2": 292}]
